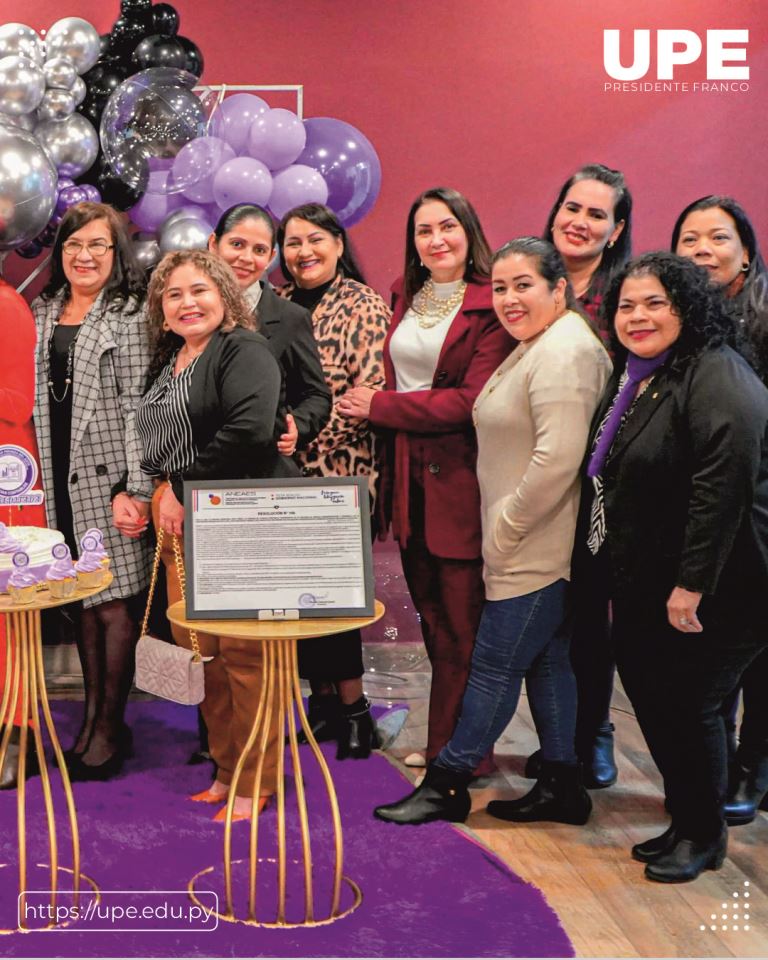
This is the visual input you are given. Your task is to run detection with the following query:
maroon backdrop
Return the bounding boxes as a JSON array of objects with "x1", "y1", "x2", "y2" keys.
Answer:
[{"x1": 7, "y1": 0, "x2": 768, "y2": 299}]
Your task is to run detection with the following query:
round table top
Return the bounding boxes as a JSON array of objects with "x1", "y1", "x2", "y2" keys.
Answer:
[
  {"x1": 166, "y1": 599, "x2": 385, "y2": 641},
  {"x1": 0, "y1": 573, "x2": 113, "y2": 614}
]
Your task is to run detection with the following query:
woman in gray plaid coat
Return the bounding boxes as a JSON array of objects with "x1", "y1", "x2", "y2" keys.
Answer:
[{"x1": 32, "y1": 202, "x2": 153, "y2": 780}]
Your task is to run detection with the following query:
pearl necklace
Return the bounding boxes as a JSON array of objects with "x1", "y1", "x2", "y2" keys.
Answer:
[{"x1": 413, "y1": 279, "x2": 467, "y2": 329}]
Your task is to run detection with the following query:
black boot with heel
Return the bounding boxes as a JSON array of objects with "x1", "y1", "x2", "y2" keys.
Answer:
[
  {"x1": 724, "y1": 755, "x2": 768, "y2": 826},
  {"x1": 374, "y1": 762, "x2": 472, "y2": 825},
  {"x1": 297, "y1": 693, "x2": 342, "y2": 745},
  {"x1": 644, "y1": 828, "x2": 727, "y2": 883},
  {"x1": 336, "y1": 696, "x2": 380, "y2": 760},
  {"x1": 487, "y1": 760, "x2": 592, "y2": 825}
]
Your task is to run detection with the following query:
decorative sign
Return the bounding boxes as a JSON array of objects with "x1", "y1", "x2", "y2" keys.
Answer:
[{"x1": 0, "y1": 444, "x2": 44, "y2": 506}]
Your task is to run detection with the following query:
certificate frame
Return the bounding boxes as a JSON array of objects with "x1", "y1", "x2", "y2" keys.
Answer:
[{"x1": 183, "y1": 476, "x2": 375, "y2": 621}]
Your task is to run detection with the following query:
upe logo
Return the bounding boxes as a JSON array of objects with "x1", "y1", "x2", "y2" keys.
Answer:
[{"x1": 604, "y1": 29, "x2": 749, "y2": 83}]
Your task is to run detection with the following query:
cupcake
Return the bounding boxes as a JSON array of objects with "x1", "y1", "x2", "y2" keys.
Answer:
[
  {"x1": 75, "y1": 534, "x2": 105, "y2": 589},
  {"x1": 8, "y1": 552, "x2": 39, "y2": 604},
  {"x1": 82, "y1": 529, "x2": 110, "y2": 572},
  {"x1": 46, "y1": 543, "x2": 77, "y2": 599}
]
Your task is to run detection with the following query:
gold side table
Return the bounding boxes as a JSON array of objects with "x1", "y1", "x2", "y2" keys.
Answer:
[
  {"x1": 167, "y1": 599, "x2": 385, "y2": 928},
  {"x1": 0, "y1": 577, "x2": 110, "y2": 933}
]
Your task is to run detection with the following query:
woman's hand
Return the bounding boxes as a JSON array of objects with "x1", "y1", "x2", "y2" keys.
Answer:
[
  {"x1": 112, "y1": 493, "x2": 150, "y2": 539},
  {"x1": 667, "y1": 586, "x2": 704, "y2": 633},
  {"x1": 277, "y1": 413, "x2": 299, "y2": 456},
  {"x1": 337, "y1": 386, "x2": 375, "y2": 419},
  {"x1": 158, "y1": 485, "x2": 185, "y2": 537}
]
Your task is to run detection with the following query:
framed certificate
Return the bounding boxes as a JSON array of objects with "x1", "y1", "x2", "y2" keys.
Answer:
[{"x1": 183, "y1": 477, "x2": 375, "y2": 620}]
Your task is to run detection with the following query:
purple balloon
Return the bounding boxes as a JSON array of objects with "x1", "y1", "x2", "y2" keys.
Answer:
[
  {"x1": 16, "y1": 239, "x2": 43, "y2": 259},
  {"x1": 57, "y1": 176, "x2": 75, "y2": 191},
  {"x1": 248, "y1": 108, "x2": 306, "y2": 171},
  {"x1": 128, "y1": 168, "x2": 185, "y2": 232},
  {"x1": 268, "y1": 164, "x2": 328, "y2": 220},
  {"x1": 297, "y1": 117, "x2": 381, "y2": 227},
  {"x1": 212, "y1": 157, "x2": 272, "y2": 210},
  {"x1": 56, "y1": 184, "x2": 89, "y2": 214},
  {"x1": 172, "y1": 136, "x2": 235, "y2": 203},
  {"x1": 80, "y1": 183, "x2": 102, "y2": 203},
  {"x1": 207, "y1": 93, "x2": 268, "y2": 155}
]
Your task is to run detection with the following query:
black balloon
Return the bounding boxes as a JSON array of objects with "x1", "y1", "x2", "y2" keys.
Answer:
[
  {"x1": 120, "y1": 0, "x2": 152, "y2": 14},
  {"x1": 107, "y1": 139, "x2": 151, "y2": 194},
  {"x1": 152, "y1": 3, "x2": 180, "y2": 37},
  {"x1": 97, "y1": 172, "x2": 144, "y2": 211},
  {"x1": 84, "y1": 63, "x2": 128, "y2": 100},
  {"x1": 111, "y1": 16, "x2": 150, "y2": 52},
  {"x1": 176, "y1": 35, "x2": 204, "y2": 79},
  {"x1": 99, "y1": 33, "x2": 113, "y2": 56},
  {"x1": 78, "y1": 97, "x2": 106, "y2": 127},
  {"x1": 131, "y1": 35, "x2": 188, "y2": 71}
]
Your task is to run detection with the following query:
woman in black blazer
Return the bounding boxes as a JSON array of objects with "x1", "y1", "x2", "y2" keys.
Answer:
[
  {"x1": 137, "y1": 249, "x2": 298, "y2": 823},
  {"x1": 584, "y1": 251, "x2": 768, "y2": 882},
  {"x1": 208, "y1": 204, "x2": 331, "y2": 455}
]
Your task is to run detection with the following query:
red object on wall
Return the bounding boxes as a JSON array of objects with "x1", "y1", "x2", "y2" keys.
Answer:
[{"x1": 7, "y1": 0, "x2": 767, "y2": 300}]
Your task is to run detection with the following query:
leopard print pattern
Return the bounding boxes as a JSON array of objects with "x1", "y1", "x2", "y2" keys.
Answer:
[{"x1": 279, "y1": 275, "x2": 390, "y2": 492}]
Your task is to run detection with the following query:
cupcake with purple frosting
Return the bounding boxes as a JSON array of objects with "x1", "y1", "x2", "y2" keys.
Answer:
[
  {"x1": 8, "y1": 552, "x2": 39, "y2": 604},
  {"x1": 46, "y1": 543, "x2": 77, "y2": 599},
  {"x1": 83, "y1": 528, "x2": 109, "y2": 572},
  {"x1": 75, "y1": 534, "x2": 105, "y2": 589}
]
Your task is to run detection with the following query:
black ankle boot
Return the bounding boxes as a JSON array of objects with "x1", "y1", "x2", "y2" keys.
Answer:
[
  {"x1": 374, "y1": 763, "x2": 472, "y2": 825},
  {"x1": 524, "y1": 749, "x2": 542, "y2": 779},
  {"x1": 644, "y1": 828, "x2": 727, "y2": 883},
  {"x1": 0, "y1": 728, "x2": 39, "y2": 790},
  {"x1": 336, "y1": 697, "x2": 380, "y2": 760},
  {"x1": 724, "y1": 756, "x2": 768, "y2": 826},
  {"x1": 297, "y1": 693, "x2": 342, "y2": 745},
  {"x1": 582, "y1": 722, "x2": 618, "y2": 789},
  {"x1": 631, "y1": 825, "x2": 679, "y2": 863},
  {"x1": 487, "y1": 760, "x2": 593, "y2": 825}
]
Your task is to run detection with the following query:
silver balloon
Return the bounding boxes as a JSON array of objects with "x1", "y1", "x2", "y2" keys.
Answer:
[
  {"x1": 70, "y1": 76, "x2": 86, "y2": 107},
  {"x1": 132, "y1": 233, "x2": 161, "y2": 271},
  {"x1": 37, "y1": 87, "x2": 76, "y2": 122},
  {"x1": 162, "y1": 206, "x2": 213, "y2": 232},
  {"x1": 45, "y1": 18, "x2": 100, "y2": 76},
  {"x1": 0, "y1": 121, "x2": 57, "y2": 250},
  {"x1": 36, "y1": 113, "x2": 98, "y2": 177},
  {"x1": 159, "y1": 217, "x2": 211, "y2": 254},
  {"x1": 0, "y1": 24, "x2": 43, "y2": 66},
  {"x1": 0, "y1": 110, "x2": 35, "y2": 131},
  {"x1": 0, "y1": 55, "x2": 46, "y2": 115},
  {"x1": 43, "y1": 56, "x2": 77, "y2": 90}
]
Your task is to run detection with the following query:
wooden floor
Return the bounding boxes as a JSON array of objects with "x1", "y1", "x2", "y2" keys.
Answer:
[{"x1": 370, "y1": 644, "x2": 768, "y2": 959}]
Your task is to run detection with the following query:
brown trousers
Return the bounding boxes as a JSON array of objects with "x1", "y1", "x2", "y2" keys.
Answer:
[{"x1": 152, "y1": 484, "x2": 279, "y2": 796}]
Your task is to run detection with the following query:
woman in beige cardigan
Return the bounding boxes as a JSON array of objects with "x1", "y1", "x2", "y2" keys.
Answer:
[{"x1": 375, "y1": 237, "x2": 611, "y2": 826}]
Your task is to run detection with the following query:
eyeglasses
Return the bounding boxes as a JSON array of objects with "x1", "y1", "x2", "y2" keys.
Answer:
[{"x1": 62, "y1": 239, "x2": 114, "y2": 257}]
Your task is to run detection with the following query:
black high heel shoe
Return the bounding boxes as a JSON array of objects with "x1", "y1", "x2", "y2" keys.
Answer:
[{"x1": 67, "y1": 748, "x2": 127, "y2": 782}]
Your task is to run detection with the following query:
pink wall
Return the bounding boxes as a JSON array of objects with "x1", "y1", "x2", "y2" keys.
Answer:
[{"x1": 6, "y1": 0, "x2": 768, "y2": 299}]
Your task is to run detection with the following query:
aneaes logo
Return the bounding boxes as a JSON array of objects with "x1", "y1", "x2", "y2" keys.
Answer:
[{"x1": 604, "y1": 29, "x2": 749, "y2": 81}]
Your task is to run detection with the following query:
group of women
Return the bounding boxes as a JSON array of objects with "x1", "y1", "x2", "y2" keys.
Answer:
[{"x1": 1, "y1": 162, "x2": 767, "y2": 883}]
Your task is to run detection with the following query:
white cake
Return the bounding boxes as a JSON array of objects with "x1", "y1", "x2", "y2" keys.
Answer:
[{"x1": 0, "y1": 526, "x2": 65, "y2": 593}]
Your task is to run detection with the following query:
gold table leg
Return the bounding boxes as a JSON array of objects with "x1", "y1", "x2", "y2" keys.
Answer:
[
  {"x1": 0, "y1": 609, "x2": 99, "y2": 933},
  {"x1": 189, "y1": 635, "x2": 362, "y2": 927}
]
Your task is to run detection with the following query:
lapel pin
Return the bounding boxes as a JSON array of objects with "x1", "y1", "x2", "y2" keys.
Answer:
[{"x1": 652, "y1": 392, "x2": 659, "y2": 399}]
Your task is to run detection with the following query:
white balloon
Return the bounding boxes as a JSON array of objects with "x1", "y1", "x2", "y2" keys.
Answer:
[
  {"x1": 43, "y1": 56, "x2": 77, "y2": 90},
  {"x1": 0, "y1": 55, "x2": 46, "y2": 115},
  {"x1": 36, "y1": 113, "x2": 98, "y2": 177},
  {"x1": 45, "y1": 18, "x2": 100, "y2": 75},
  {"x1": 0, "y1": 23, "x2": 43, "y2": 65},
  {"x1": 37, "y1": 88, "x2": 76, "y2": 122}
]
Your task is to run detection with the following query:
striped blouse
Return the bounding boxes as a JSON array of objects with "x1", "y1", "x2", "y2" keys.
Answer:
[{"x1": 137, "y1": 354, "x2": 199, "y2": 479}]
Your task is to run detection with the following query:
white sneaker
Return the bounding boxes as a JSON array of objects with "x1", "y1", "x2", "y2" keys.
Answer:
[{"x1": 404, "y1": 752, "x2": 427, "y2": 767}]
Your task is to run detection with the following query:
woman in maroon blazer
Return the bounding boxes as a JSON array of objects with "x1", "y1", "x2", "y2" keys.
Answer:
[{"x1": 338, "y1": 187, "x2": 513, "y2": 772}]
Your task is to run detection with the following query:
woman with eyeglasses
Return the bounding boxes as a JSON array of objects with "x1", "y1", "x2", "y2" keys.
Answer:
[{"x1": 31, "y1": 202, "x2": 153, "y2": 781}]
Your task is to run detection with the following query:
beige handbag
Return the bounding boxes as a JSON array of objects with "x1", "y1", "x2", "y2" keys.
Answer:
[{"x1": 134, "y1": 529, "x2": 211, "y2": 705}]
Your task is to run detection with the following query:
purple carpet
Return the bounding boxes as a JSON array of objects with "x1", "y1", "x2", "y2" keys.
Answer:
[{"x1": 0, "y1": 700, "x2": 572, "y2": 958}]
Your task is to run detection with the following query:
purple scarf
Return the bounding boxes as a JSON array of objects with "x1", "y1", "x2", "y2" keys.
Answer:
[{"x1": 587, "y1": 349, "x2": 671, "y2": 478}]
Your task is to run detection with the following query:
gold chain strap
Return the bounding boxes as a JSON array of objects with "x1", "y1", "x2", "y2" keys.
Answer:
[
  {"x1": 140, "y1": 527, "x2": 202, "y2": 662},
  {"x1": 171, "y1": 532, "x2": 201, "y2": 662}
]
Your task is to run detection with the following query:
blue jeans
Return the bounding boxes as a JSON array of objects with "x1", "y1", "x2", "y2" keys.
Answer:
[{"x1": 436, "y1": 579, "x2": 577, "y2": 773}]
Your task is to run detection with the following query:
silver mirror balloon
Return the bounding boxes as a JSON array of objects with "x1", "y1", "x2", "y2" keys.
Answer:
[
  {"x1": 0, "y1": 111, "x2": 35, "y2": 131},
  {"x1": 36, "y1": 112, "x2": 99, "y2": 177},
  {"x1": 70, "y1": 76, "x2": 87, "y2": 107},
  {"x1": 37, "y1": 87, "x2": 77, "y2": 122},
  {"x1": 0, "y1": 121, "x2": 57, "y2": 250},
  {"x1": 43, "y1": 57, "x2": 78, "y2": 90},
  {"x1": 132, "y1": 233, "x2": 162, "y2": 271},
  {"x1": 45, "y1": 18, "x2": 101, "y2": 76},
  {"x1": 0, "y1": 54, "x2": 46, "y2": 115},
  {"x1": 0, "y1": 23, "x2": 44, "y2": 65},
  {"x1": 158, "y1": 216, "x2": 210, "y2": 254}
]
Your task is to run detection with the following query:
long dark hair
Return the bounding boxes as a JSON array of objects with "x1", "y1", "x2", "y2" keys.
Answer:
[
  {"x1": 42, "y1": 202, "x2": 145, "y2": 308},
  {"x1": 543, "y1": 164, "x2": 633, "y2": 300},
  {"x1": 670, "y1": 195, "x2": 768, "y2": 376},
  {"x1": 403, "y1": 186, "x2": 492, "y2": 308},
  {"x1": 601, "y1": 251, "x2": 737, "y2": 371},
  {"x1": 277, "y1": 203, "x2": 365, "y2": 285},
  {"x1": 212, "y1": 203, "x2": 276, "y2": 247}
]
